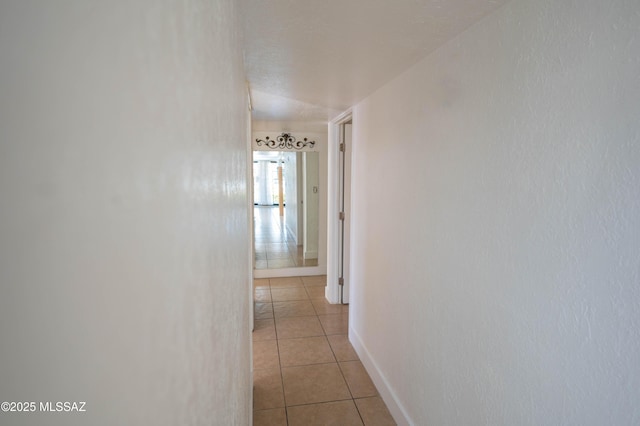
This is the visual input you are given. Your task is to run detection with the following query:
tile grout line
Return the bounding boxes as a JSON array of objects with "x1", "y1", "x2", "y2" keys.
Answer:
[
  {"x1": 318, "y1": 289, "x2": 368, "y2": 425},
  {"x1": 271, "y1": 279, "x2": 291, "y2": 426},
  {"x1": 256, "y1": 276, "x2": 386, "y2": 425}
]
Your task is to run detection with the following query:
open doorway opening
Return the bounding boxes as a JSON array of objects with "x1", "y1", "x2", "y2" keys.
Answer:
[
  {"x1": 327, "y1": 112, "x2": 353, "y2": 304},
  {"x1": 253, "y1": 156, "x2": 283, "y2": 208},
  {"x1": 253, "y1": 151, "x2": 319, "y2": 270},
  {"x1": 251, "y1": 128, "x2": 328, "y2": 279}
]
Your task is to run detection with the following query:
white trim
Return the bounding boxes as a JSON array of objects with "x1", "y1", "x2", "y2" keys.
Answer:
[
  {"x1": 246, "y1": 100, "x2": 254, "y2": 424},
  {"x1": 349, "y1": 327, "x2": 413, "y2": 426},
  {"x1": 327, "y1": 110, "x2": 353, "y2": 304},
  {"x1": 332, "y1": 108, "x2": 354, "y2": 125},
  {"x1": 326, "y1": 120, "x2": 341, "y2": 303}
]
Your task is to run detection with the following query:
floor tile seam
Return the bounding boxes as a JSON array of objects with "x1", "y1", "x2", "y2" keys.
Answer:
[
  {"x1": 270, "y1": 281, "x2": 304, "y2": 285},
  {"x1": 269, "y1": 284, "x2": 304, "y2": 289},
  {"x1": 274, "y1": 315, "x2": 317, "y2": 320},
  {"x1": 277, "y1": 333, "x2": 325, "y2": 340},
  {"x1": 269, "y1": 285, "x2": 305, "y2": 289},
  {"x1": 273, "y1": 313, "x2": 318, "y2": 320},
  {"x1": 252, "y1": 323, "x2": 275, "y2": 334},
  {"x1": 284, "y1": 396, "x2": 356, "y2": 408},
  {"x1": 318, "y1": 312, "x2": 348, "y2": 317},
  {"x1": 272, "y1": 300, "x2": 314, "y2": 305},
  {"x1": 266, "y1": 251, "x2": 291, "y2": 260},
  {"x1": 280, "y1": 358, "x2": 339, "y2": 369},
  {"x1": 303, "y1": 288, "x2": 323, "y2": 301},
  {"x1": 271, "y1": 279, "x2": 304, "y2": 285},
  {"x1": 275, "y1": 334, "x2": 329, "y2": 343},
  {"x1": 279, "y1": 360, "x2": 340, "y2": 372},
  {"x1": 337, "y1": 359, "x2": 363, "y2": 402},
  {"x1": 324, "y1": 331, "x2": 349, "y2": 336},
  {"x1": 255, "y1": 316, "x2": 275, "y2": 321},
  {"x1": 353, "y1": 399, "x2": 368, "y2": 425},
  {"x1": 272, "y1": 304, "x2": 284, "y2": 341},
  {"x1": 252, "y1": 319, "x2": 268, "y2": 329},
  {"x1": 266, "y1": 254, "x2": 296, "y2": 261},
  {"x1": 308, "y1": 295, "x2": 327, "y2": 301},
  {"x1": 253, "y1": 407, "x2": 284, "y2": 413},
  {"x1": 271, "y1": 295, "x2": 310, "y2": 301},
  {"x1": 274, "y1": 334, "x2": 290, "y2": 414},
  {"x1": 310, "y1": 305, "x2": 340, "y2": 317},
  {"x1": 253, "y1": 291, "x2": 273, "y2": 303},
  {"x1": 252, "y1": 366, "x2": 281, "y2": 373},
  {"x1": 271, "y1": 294, "x2": 310, "y2": 301},
  {"x1": 337, "y1": 361, "x2": 381, "y2": 400},
  {"x1": 318, "y1": 319, "x2": 330, "y2": 336},
  {"x1": 254, "y1": 302, "x2": 275, "y2": 320},
  {"x1": 267, "y1": 246, "x2": 291, "y2": 255},
  {"x1": 324, "y1": 334, "x2": 342, "y2": 364}
]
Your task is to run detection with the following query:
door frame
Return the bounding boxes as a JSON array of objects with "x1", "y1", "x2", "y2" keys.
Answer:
[
  {"x1": 251, "y1": 129, "x2": 329, "y2": 279},
  {"x1": 326, "y1": 110, "x2": 352, "y2": 304}
]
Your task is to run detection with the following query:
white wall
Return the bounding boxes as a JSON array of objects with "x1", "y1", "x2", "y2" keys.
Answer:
[
  {"x1": 349, "y1": 0, "x2": 640, "y2": 424},
  {"x1": 0, "y1": 1, "x2": 251, "y2": 425}
]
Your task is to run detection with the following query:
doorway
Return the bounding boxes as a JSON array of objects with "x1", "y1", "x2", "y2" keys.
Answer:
[
  {"x1": 253, "y1": 151, "x2": 319, "y2": 269},
  {"x1": 327, "y1": 112, "x2": 353, "y2": 304},
  {"x1": 251, "y1": 139, "x2": 327, "y2": 279}
]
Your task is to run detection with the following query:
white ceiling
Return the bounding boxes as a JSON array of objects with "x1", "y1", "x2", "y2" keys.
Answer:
[{"x1": 242, "y1": 0, "x2": 509, "y2": 122}]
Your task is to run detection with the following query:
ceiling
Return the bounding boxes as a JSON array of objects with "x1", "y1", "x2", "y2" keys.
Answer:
[{"x1": 242, "y1": 0, "x2": 509, "y2": 123}]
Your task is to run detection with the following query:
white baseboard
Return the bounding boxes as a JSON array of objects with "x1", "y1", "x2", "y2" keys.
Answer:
[{"x1": 349, "y1": 327, "x2": 413, "y2": 426}]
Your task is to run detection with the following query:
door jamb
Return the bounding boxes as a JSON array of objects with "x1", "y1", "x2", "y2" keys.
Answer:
[{"x1": 326, "y1": 109, "x2": 352, "y2": 304}]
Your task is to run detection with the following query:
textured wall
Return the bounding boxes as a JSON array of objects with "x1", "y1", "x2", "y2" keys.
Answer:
[
  {"x1": 350, "y1": 0, "x2": 640, "y2": 424},
  {"x1": 0, "y1": 1, "x2": 250, "y2": 425}
]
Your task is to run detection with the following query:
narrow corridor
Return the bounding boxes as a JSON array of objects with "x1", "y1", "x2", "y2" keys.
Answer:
[
  {"x1": 254, "y1": 206, "x2": 319, "y2": 269},
  {"x1": 253, "y1": 275, "x2": 396, "y2": 426}
]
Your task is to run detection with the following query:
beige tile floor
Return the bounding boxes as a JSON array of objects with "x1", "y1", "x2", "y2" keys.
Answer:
[
  {"x1": 254, "y1": 206, "x2": 319, "y2": 269},
  {"x1": 253, "y1": 275, "x2": 396, "y2": 426}
]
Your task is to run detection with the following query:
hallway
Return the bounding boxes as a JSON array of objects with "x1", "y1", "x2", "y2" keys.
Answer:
[
  {"x1": 254, "y1": 206, "x2": 319, "y2": 269},
  {"x1": 253, "y1": 276, "x2": 395, "y2": 425}
]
